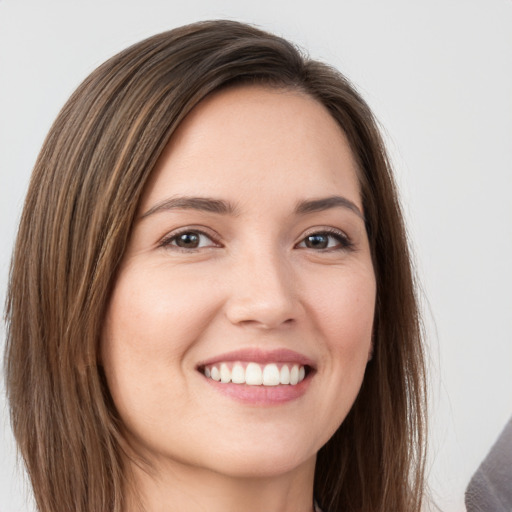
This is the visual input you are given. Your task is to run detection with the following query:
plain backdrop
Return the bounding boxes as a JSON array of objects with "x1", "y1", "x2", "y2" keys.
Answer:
[{"x1": 1, "y1": 1, "x2": 511, "y2": 511}]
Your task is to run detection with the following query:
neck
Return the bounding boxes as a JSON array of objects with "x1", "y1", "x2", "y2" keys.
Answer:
[{"x1": 124, "y1": 454, "x2": 317, "y2": 512}]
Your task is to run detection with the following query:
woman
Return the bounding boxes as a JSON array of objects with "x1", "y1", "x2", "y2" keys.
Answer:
[{"x1": 4, "y1": 20, "x2": 427, "y2": 512}]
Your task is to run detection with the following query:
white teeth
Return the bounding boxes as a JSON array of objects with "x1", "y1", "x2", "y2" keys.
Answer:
[
  {"x1": 262, "y1": 364, "x2": 280, "y2": 386},
  {"x1": 245, "y1": 362, "x2": 263, "y2": 385},
  {"x1": 290, "y1": 365, "x2": 299, "y2": 385},
  {"x1": 210, "y1": 366, "x2": 220, "y2": 381},
  {"x1": 203, "y1": 362, "x2": 307, "y2": 386},
  {"x1": 220, "y1": 363, "x2": 231, "y2": 383},
  {"x1": 280, "y1": 365, "x2": 290, "y2": 384},
  {"x1": 231, "y1": 363, "x2": 245, "y2": 384}
]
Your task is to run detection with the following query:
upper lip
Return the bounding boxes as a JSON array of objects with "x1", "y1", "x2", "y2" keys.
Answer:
[{"x1": 196, "y1": 348, "x2": 316, "y2": 369}]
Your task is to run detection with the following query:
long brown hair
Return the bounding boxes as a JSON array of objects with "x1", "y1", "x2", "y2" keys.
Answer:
[{"x1": 4, "y1": 20, "x2": 427, "y2": 512}]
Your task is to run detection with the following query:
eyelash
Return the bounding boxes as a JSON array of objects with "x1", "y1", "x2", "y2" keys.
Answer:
[
  {"x1": 159, "y1": 228, "x2": 354, "y2": 252},
  {"x1": 159, "y1": 228, "x2": 219, "y2": 251},
  {"x1": 296, "y1": 228, "x2": 354, "y2": 251}
]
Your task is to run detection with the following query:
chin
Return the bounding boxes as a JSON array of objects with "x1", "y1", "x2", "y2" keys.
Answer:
[{"x1": 201, "y1": 440, "x2": 317, "y2": 479}]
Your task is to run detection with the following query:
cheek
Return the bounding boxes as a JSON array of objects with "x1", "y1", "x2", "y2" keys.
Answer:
[
  {"x1": 313, "y1": 268, "x2": 376, "y2": 336},
  {"x1": 103, "y1": 264, "x2": 219, "y2": 361},
  {"x1": 100, "y1": 265, "x2": 222, "y2": 421},
  {"x1": 303, "y1": 263, "x2": 376, "y2": 367},
  {"x1": 293, "y1": 263, "x2": 376, "y2": 440}
]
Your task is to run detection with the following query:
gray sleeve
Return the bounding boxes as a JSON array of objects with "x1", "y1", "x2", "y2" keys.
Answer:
[{"x1": 465, "y1": 415, "x2": 512, "y2": 512}]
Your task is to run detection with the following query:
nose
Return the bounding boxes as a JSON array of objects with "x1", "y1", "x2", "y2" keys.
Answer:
[{"x1": 224, "y1": 248, "x2": 300, "y2": 330}]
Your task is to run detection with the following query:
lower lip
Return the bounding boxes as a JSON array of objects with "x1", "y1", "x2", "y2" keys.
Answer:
[{"x1": 201, "y1": 373, "x2": 313, "y2": 405}]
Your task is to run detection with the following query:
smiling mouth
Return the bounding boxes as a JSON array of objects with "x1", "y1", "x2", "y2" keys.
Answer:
[{"x1": 199, "y1": 362, "x2": 310, "y2": 386}]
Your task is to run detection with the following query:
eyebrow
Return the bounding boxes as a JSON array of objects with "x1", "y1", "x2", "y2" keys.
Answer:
[
  {"x1": 139, "y1": 196, "x2": 239, "y2": 219},
  {"x1": 139, "y1": 194, "x2": 364, "y2": 220},
  {"x1": 295, "y1": 196, "x2": 364, "y2": 220}
]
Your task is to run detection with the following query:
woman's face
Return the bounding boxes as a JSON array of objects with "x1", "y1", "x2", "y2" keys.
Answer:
[{"x1": 101, "y1": 85, "x2": 376, "y2": 479}]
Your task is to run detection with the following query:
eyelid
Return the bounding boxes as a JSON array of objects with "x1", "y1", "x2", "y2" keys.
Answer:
[
  {"x1": 159, "y1": 226, "x2": 222, "y2": 250},
  {"x1": 157, "y1": 225, "x2": 353, "y2": 252},
  {"x1": 295, "y1": 227, "x2": 354, "y2": 250}
]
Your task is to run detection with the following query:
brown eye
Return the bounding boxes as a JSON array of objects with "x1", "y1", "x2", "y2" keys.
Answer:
[
  {"x1": 297, "y1": 230, "x2": 353, "y2": 251},
  {"x1": 162, "y1": 230, "x2": 217, "y2": 250},
  {"x1": 304, "y1": 234, "x2": 329, "y2": 249},
  {"x1": 175, "y1": 232, "x2": 200, "y2": 248}
]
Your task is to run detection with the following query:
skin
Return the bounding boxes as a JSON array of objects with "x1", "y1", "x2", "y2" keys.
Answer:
[{"x1": 101, "y1": 85, "x2": 376, "y2": 512}]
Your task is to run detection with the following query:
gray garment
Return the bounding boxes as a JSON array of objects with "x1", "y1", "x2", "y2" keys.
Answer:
[{"x1": 465, "y1": 415, "x2": 512, "y2": 511}]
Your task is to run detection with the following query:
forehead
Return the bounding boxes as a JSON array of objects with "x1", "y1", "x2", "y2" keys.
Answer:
[{"x1": 141, "y1": 85, "x2": 362, "y2": 212}]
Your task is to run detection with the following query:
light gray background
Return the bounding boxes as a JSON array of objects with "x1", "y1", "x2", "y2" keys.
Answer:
[{"x1": 1, "y1": 1, "x2": 511, "y2": 511}]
